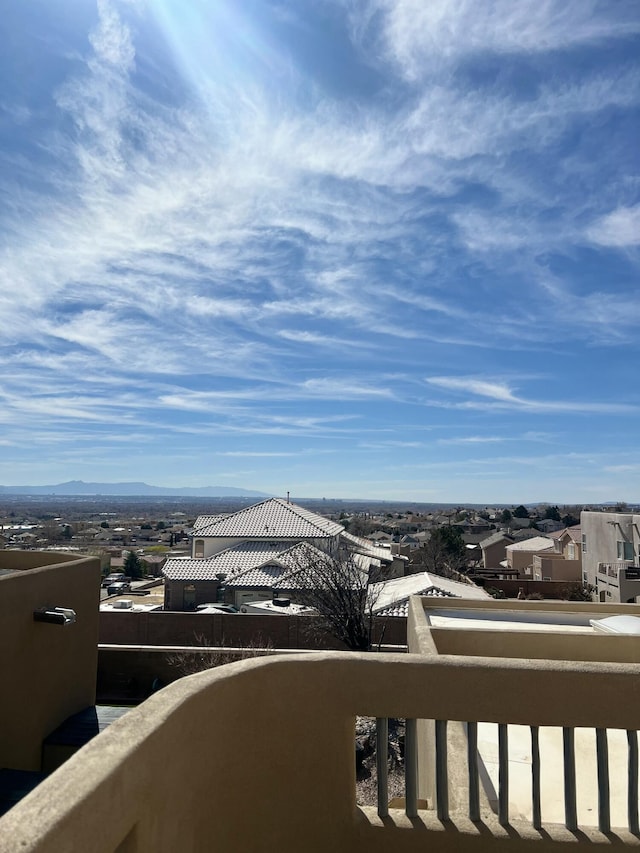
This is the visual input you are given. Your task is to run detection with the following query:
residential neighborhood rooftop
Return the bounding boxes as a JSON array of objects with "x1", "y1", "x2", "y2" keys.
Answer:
[
  {"x1": 191, "y1": 498, "x2": 344, "y2": 539},
  {"x1": 506, "y1": 536, "x2": 555, "y2": 552}
]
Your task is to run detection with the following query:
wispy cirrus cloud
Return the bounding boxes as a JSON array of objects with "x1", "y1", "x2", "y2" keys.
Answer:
[
  {"x1": 426, "y1": 376, "x2": 637, "y2": 413},
  {"x1": 362, "y1": 0, "x2": 640, "y2": 80},
  {"x1": 0, "y1": 0, "x2": 637, "y2": 498}
]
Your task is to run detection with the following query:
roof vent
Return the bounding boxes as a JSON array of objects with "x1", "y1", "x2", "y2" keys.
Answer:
[{"x1": 113, "y1": 599, "x2": 133, "y2": 609}]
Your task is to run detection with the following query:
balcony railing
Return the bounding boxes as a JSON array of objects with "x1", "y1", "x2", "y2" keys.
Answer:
[
  {"x1": 374, "y1": 716, "x2": 639, "y2": 834},
  {"x1": 0, "y1": 650, "x2": 639, "y2": 852},
  {"x1": 598, "y1": 561, "x2": 635, "y2": 579}
]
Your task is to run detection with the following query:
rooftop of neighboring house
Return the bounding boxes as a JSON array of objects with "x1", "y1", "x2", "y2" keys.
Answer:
[
  {"x1": 240, "y1": 599, "x2": 316, "y2": 616},
  {"x1": 375, "y1": 585, "x2": 457, "y2": 618},
  {"x1": 506, "y1": 536, "x2": 555, "y2": 553},
  {"x1": 549, "y1": 524, "x2": 582, "y2": 542},
  {"x1": 371, "y1": 571, "x2": 490, "y2": 617},
  {"x1": 191, "y1": 514, "x2": 226, "y2": 531},
  {"x1": 164, "y1": 531, "x2": 391, "y2": 585},
  {"x1": 191, "y1": 497, "x2": 344, "y2": 539},
  {"x1": 510, "y1": 528, "x2": 546, "y2": 542},
  {"x1": 368, "y1": 530, "x2": 393, "y2": 541},
  {"x1": 480, "y1": 531, "x2": 515, "y2": 549},
  {"x1": 341, "y1": 530, "x2": 397, "y2": 563},
  {"x1": 164, "y1": 542, "x2": 295, "y2": 581},
  {"x1": 223, "y1": 542, "x2": 334, "y2": 590},
  {"x1": 100, "y1": 594, "x2": 164, "y2": 613}
]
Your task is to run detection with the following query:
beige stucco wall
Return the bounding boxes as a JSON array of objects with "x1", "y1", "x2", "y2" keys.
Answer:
[
  {"x1": 2, "y1": 646, "x2": 640, "y2": 852},
  {"x1": 507, "y1": 547, "x2": 553, "y2": 573},
  {"x1": 481, "y1": 540, "x2": 509, "y2": 569},
  {"x1": 532, "y1": 556, "x2": 581, "y2": 582},
  {"x1": 431, "y1": 626, "x2": 640, "y2": 663},
  {"x1": 0, "y1": 552, "x2": 100, "y2": 770}
]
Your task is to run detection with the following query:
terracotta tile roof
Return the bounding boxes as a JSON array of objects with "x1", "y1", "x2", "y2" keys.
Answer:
[
  {"x1": 342, "y1": 531, "x2": 394, "y2": 563},
  {"x1": 192, "y1": 515, "x2": 226, "y2": 531},
  {"x1": 163, "y1": 540, "x2": 330, "y2": 585},
  {"x1": 192, "y1": 498, "x2": 343, "y2": 539},
  {"x1": 225, "y1": 563, "x2": 286, "y2": 588},
  {"x1": 376, "y1": 586, "x2": 457, "y2": 618},
  {"x1": 226, "y1": 542, "x2": 331, "y2": 589},
  {"x1": 163, "y1": 542, "x2": 287, "y2": 581}
]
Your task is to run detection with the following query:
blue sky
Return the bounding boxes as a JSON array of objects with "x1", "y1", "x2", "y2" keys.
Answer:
[{"x1": 0, "y1": 0, "x2": 639, "y2": 503}]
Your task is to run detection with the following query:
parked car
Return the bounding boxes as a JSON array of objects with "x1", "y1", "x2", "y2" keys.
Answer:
[
  {"x1": 102, "y1": 573, "x2": 125, "y2": 588},
  {"x1": 107, "y1": 581, "x2": 131, "y2": 596}
]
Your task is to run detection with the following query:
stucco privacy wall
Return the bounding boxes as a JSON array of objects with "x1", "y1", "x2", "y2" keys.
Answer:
[
  {"x1": 98, "y1": 609, "x2": 407, "y2": 649},
  {"x1": 2, "y1": 650, "x2": 640, "y2": 852},
  {"x1": 0, "y1": 552, "x2": 100, "y2": 770}
]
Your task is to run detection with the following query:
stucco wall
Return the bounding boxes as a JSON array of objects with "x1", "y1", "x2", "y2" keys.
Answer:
[
  {"x1": 507, "y1": 547, "x2": 553, "y2": 573},
  {"x1": 481, "y1": 540, "x2": 509, "y2": 569},
  {"x1": 431, "y1": 626, "x2": 640, "y2": 663},
  {"x1": 98, "y1": 610, "x2": 407, "y2": 652},
  {"x1": 475, "y1": 578, "x2": 581, "y2": 599},
  {"x1": 0, "y1": 552, "x2": 100, "y2": 770},
  {"x1": 3, "y1": 648, "x2": 640, "y2": 852},
  {"x1": 532, "y1": 556, "x2": 581, "y2": 582},
  {"x1": 164, "y1": 578, "x2": 219, "y2": 609}
]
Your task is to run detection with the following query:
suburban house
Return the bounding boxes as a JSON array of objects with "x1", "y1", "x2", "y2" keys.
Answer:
[
  {"x1": 581, "y1": 510, "x2": 640, "y2": 603},
  {"x1": 505, "y1": 536, "x2": 555, "y2": 576},
  {"x1": 163, "y1": 498, "x2": 403, "y2": 611},
  {"x1": 531, "y1": 525, "x2": 582, "y2": 583},
  {"x1": 479, "y1": 531, "x2": 515, "y2": 570}
]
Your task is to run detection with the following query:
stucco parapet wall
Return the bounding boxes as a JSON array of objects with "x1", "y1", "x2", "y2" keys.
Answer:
[
  {"x1": 0, "y1": 550, "x2": 98, "y2": 572},
  {"x1": 416, "y1": 595, "x2": 640, "y2": 617},
  {"x1": 410, "y1": 595, "x2": 640, "y2": 660},
  {"x1": 2, "y1": 651, "x2": 640, "y2": 852}
]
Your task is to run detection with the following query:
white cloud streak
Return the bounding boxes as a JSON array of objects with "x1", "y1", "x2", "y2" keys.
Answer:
[
  {"x1": 365, "y1": 0, "x2": 640, "y2": 80},
  {"x1": 426, "y1": 376, "x2": 637, "y2": 413}
]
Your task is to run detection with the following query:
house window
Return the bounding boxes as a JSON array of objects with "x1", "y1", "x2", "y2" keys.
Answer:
[
  {"x1": 568, "y1": 543, "x2": 576, "y2": 560},
  {"x1": 582, "y1": 534, "x2": 587, "y2": 553},
  {"x1": 617, "y1": 541, "x2": 634, "y2": 561},
  {"x1": 194, "y1": 539, "x2": 204, "y2": 558}
]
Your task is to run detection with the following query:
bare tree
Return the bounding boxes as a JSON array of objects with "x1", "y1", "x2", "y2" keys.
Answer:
[
  {"x1": 166, "y1": 633, "x2": 274, "y2": 677},
  {"x1": 287, "y1": 544, "x2": 382, "y2": 651}
]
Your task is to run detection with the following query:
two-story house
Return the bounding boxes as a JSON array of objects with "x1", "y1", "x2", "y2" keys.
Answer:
[
  {"x1": 581, "y1": 510, "x2": 640, "y2": 603},
  {"x1": 163, "y1": 498, "x2": 403, "y2": 610}
]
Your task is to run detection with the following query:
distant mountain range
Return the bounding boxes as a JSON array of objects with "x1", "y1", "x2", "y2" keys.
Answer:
[{"x1": 0, "y1": 481, "x2": 270, "y2": 498}]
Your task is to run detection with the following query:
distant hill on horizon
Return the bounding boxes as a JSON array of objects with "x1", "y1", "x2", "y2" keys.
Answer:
[{"x1": 0, "y1": 481, "x2": 271, "y2": 498}]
